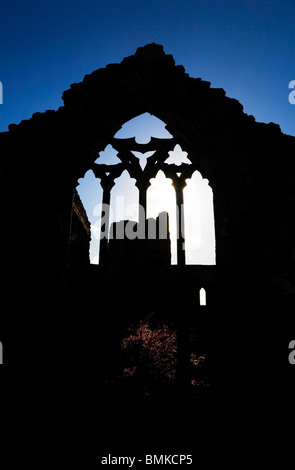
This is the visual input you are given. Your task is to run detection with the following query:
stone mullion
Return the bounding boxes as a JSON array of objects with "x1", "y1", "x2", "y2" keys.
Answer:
[
  {"x1": 99, "y1": 177, "x2": 115, "y2": 267},
  {"x1": 136, "y1": 178, "x2": 152, "y2": 237},
  {"x1": 173, "y1": 177, "x2": 187, "y2": 266}
]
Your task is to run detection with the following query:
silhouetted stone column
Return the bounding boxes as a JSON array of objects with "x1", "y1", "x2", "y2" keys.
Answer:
[
  {"x1": 135, "y1": 179, "x2": 151, "y2": 272},
  {"x1": 173, "y1": 177, "x2": 186, "y2": 266},
  {"x1": 136, "y1": 179, "x2": 150, "y2": 237},
  {"x1": 99, "y1": 177, "x2": 115, "y2": 267}
]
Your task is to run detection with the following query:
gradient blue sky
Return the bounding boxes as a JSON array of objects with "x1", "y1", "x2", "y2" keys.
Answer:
[{"x1": 0, "y1": 0, "x2": 295, "y2": 135}]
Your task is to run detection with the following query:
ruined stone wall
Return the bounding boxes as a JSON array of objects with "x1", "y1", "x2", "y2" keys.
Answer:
[{"x1": 1, "y1": 44, "x2": 295, "y2": 368}]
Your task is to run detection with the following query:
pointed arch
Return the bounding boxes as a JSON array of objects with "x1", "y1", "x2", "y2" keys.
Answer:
[
  {"x1": 110, "y1": 170, "x2": 139, "y2": 225},
  {"x1": 76, "y1": 169, "x2": 102, "y2": 264},
  {"x1": 184, "y1": 170, "x2": 216, "y2": 265},
  {"x1": 147, "y1": 170, "x2": 177, "y2": 264},
  {"x1": 199, "y1": 287, "x2": 206, "y2": 306}
]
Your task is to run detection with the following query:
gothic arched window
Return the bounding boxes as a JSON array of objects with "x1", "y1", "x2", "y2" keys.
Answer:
[{"x1": 77, "y1": 113, "x2": 216, "y2": 267}]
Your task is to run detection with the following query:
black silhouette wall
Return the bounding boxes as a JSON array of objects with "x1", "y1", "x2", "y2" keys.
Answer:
[{"x1": 1, "y1": 44, "x2": 295, "y2": 403}]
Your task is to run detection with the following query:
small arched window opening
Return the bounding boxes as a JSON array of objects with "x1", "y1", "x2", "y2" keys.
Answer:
[{"x1": 199, "y1": 287, "x2": 206, "y2": 306}]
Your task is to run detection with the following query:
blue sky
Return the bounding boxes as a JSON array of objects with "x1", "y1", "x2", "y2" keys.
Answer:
[{"x1": 0, "y1": 0, "x2": 295, "y2": 135}]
